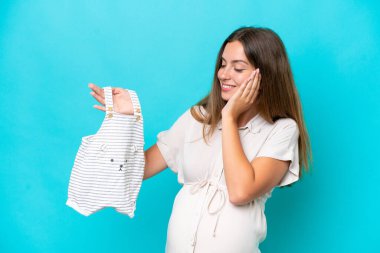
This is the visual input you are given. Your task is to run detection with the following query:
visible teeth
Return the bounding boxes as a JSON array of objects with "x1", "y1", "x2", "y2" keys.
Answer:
[{"x1": 222, "y1": 84, "x2": 234, "y2": 88}]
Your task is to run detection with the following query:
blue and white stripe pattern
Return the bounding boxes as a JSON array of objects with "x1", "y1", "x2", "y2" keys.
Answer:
[{"x1": 66, "y1": 86, "x2": 144, "y2": 218}]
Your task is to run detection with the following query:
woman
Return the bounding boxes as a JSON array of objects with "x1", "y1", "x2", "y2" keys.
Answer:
[{"x1": 89, "y1": 26, "x2": 311, "y2": 253}]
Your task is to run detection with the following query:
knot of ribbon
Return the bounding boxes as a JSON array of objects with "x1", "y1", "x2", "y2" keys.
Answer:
[{"x1": 189, "y1": 179, "x2": 226, "y2": 237}]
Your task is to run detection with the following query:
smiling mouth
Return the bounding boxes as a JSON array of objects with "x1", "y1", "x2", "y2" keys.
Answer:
[{"x1": 221, "y1": 84, "x2": 236, "y2": 91}]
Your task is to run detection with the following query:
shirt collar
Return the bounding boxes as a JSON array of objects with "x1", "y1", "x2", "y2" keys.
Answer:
[{"x1": 217, "y1": 113, "x2": 264, "y2": 134}]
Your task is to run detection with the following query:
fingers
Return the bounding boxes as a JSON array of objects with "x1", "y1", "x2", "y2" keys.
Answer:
[
  {"x1": 88, "y1": 82, "x2": 106, "y2": 106},
  {"x1": 247, "y1": 69, "x2": 260, "y2": 100},
  {"x1": 88, "y1": 83, "x2": 104, "y2": 98},
  {"x1": 113, "y1": 87, "x2": 124, "y2": 95},
  {"x1": 242, "y1": 70, "x2": 257, "y2": 98},
  {"x1": 251, "y1": 72, "x2": 262, "y2": 101},
  {"x1": 244, "y1": 71, "x2": 256, "y2": 87},
  {"x1": 90, "y1": 90, "x2": 105, "y2": 105},
  {"x1": 93, "y1": 104, "x2": 106, "y2": 112},
  {"x1": 234, "y1": 79, "x2": 248, "y2": 98},
  {"x1": 113, "y1": 87, "x2": 131, "y2": 100}
]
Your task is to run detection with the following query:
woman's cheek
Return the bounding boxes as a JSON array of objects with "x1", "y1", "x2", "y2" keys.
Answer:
[{"x1": 234, "y1": 76, "x2": 246, "y2": 86}]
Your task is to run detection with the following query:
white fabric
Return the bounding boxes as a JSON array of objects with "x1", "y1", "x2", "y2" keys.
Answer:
[
  {"x1": 66, "y1": 87, "x2": 145, "y2": 218},
  {"x1": 156, "y1": 105, "x2": 299, "y2": 253}
]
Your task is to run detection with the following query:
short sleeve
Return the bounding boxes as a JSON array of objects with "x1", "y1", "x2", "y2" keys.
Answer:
[
  {"x1": 156, "y1": 108, "x2": 191, "y2": 174},
  {"x1": 256, "y1": 118, "x2": 300, "y2": 187}
]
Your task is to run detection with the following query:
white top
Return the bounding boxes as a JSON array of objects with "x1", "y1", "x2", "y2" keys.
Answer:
[
  {"x1": 66, "y1": 87, "x2": 145, "y2": 218},
  {"x1": 157, "y1": 105, "x2": 299, "y2": 253}
]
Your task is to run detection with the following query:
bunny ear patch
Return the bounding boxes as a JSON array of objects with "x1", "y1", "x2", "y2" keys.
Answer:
[{"x1": 130, "y1": 144, "x2": 138, "y2": 153}]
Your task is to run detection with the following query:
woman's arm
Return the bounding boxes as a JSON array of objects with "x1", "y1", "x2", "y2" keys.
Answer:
[
  {"x1": 220, "y1": 70, "x2": 291, "y2": 205},
  {"x1": 143, "y1": 144, "x2": 168, "y2": 180},
  {"x1": 222, "y1": 117, "x2": 290, "y2": 205}
]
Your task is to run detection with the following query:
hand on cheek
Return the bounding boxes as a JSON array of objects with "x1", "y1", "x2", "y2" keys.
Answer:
[{"x1": 222, "y1": 69, "x2": 261, "y2": 120}]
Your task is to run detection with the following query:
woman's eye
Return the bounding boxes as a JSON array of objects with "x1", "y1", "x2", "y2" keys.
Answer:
[{"x1": 235, "y1": 69, "x2": 245, "y2": 72}]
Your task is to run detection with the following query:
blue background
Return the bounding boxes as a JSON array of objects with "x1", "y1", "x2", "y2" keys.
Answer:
[{"x1": 1, "y1": 0, "x2": 379, "y2": 252}]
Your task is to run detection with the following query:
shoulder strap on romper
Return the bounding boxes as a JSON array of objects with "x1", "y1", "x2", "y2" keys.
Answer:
[
  {"x1": 102, "y1": 86, "x2": 143, "y2": 122},
  {"x1": 103, "y1": 86, "x2": 114, "y2": 118}
]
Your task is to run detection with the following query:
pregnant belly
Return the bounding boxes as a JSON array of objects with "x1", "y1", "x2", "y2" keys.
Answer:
[
  {"x1": 165, "y1": 186, "x2": 200, "y2": 252},
  {"x1": 165, "y1": 185, "x2": 267, "y2": 253}
]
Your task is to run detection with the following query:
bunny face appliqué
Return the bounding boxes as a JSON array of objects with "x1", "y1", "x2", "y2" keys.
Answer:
[
  {"x1": 96, "y1": 143, "x2": 132, "y2": 172},
  {"x1": 109, "y1": 157, "x2": 128, "y2": 171},
  {"x1": 79, "y1": 135, "x2": 141, "y2": 172}
]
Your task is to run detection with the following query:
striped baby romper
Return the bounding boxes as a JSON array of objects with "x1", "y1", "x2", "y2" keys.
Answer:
[{"x1": 66, "y1": 86, "x2": 145, "y2": 218}]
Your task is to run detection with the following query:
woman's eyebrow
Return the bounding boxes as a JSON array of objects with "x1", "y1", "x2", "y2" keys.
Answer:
[{"x1": 221, "y1": 57, "x2": 248, "y2": 65}]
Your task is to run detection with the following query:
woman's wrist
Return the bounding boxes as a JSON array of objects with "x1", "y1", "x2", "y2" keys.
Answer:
[{"x1": 222, "y1": 112, "x2": 238, "y2": 125}]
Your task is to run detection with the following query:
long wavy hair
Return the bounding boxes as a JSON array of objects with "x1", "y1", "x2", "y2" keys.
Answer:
[{"x1": 190, "y1": 26, "x2": 312, "y2": 176}]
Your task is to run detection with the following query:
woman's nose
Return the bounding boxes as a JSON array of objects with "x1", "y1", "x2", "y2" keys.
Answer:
[{"x1": 219, "y1": 68, "x2": 231, "y2": 80}]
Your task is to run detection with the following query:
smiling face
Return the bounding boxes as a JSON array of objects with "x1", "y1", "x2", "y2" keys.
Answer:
[{"x1": 217, "y1": 41, "x2": 256, "y2": 101}]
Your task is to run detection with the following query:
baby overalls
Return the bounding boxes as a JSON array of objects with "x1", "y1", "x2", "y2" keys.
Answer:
[{"x1": 66, "y1": 86, "x2": 145, "y2": 218}]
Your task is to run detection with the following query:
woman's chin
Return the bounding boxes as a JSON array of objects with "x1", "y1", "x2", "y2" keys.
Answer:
[
  {"x1": 221, "y1": 90, "x2": 235, "y2": 101},
  {"x1": 221, "y1": 95, "x2": 230, "y2": 101}
]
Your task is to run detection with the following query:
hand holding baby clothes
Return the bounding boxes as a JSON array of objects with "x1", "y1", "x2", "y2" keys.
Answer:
[{"x1": 66, "y1": 86, "x2": 145, "y2": 218}]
